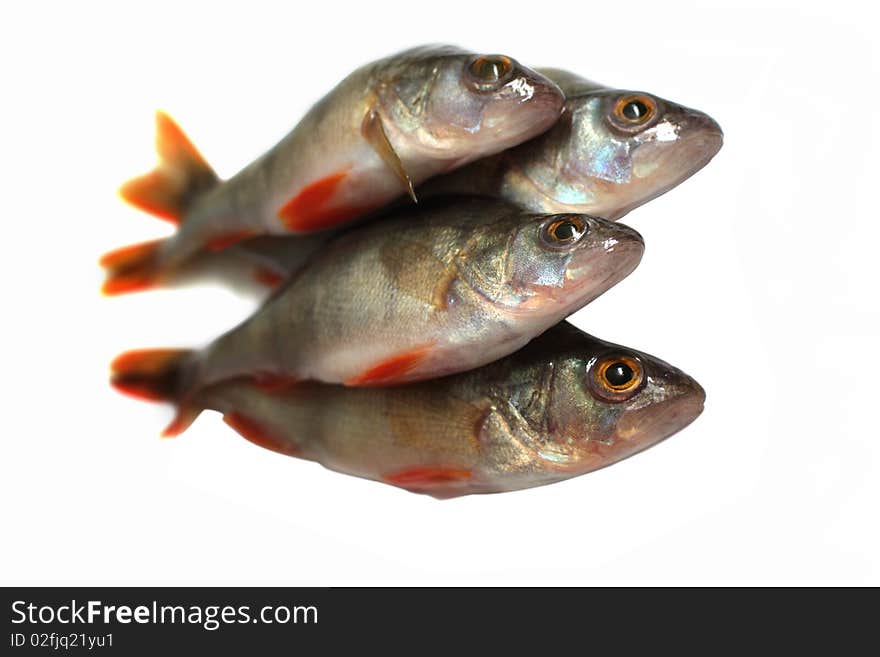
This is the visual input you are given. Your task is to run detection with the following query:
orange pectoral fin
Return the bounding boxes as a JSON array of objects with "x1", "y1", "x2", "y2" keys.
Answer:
[
  {"x1": 223, "y1": 412, "x2": 300, "y2": 457},
  {"x1": 382, "y1": 467, "x2": 473, "y2": 497},
  {"x1": 277, "y1": 170, "x2": 369, "y2": 232},
  {"x1": 345, "y1": 344, "x2": 434, "y2": 387}
]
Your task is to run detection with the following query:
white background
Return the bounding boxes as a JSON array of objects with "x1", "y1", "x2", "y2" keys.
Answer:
[{"x1": 2, "y1": 0, "x2": 877, "y2": 585}]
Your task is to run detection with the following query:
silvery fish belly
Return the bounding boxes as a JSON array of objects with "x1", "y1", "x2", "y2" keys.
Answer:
[
  {"x1": 100, "y1": 45, "x2": 565, "y2": 295},
  {"x1": 423, "y1": 68, "x2": 723, "y2": 220},
  {"x1": 188, "y1": 323, "x2": 705, "y2": 498},
  {"x1": 108, "y1": 198, "x2": 644, "y2": 431}
]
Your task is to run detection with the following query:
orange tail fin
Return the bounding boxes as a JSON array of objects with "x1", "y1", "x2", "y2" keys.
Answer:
[
  {"x1": 110, "y1": 348, "x2": 200, "y2": 437},
  {"x1": 119, "y1": 111, "x2": 219, "y2": 224},
  {"x1": 99, "y1": 238, "x2": 165, "y2": 296}
]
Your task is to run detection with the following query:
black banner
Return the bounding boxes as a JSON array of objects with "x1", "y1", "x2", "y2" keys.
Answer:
[{"x1": 1, "y1": 587, "x2": 873, "y2": 653}]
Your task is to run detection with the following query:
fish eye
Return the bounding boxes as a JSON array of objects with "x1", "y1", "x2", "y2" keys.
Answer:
[
  {"x1": 588, "y1": 354, "x2": 645, "y2": 403},
  {"x1": 466, "y1": 55, "x2": 515, "y2": 91},
  {"x1": 605, "y1": 361, "x2": 635, "y2": 386},
  {"x1": 611, "y1": 94, "x2": 657, "y2": 129},
  {"x1": 621, "y1": 99, "x2": 649, "y2": 121},
  {"x1": 541, "y1": 216, "x2": 588, "y2": 247}
]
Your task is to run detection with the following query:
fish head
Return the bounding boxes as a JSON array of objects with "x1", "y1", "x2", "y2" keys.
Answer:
[
  {"x1": 502, "y1": 327, "x2": 705, "y2": 479},
  {"x1": 516, "y1": 85, "x2": 723, "y2": 218},
  {"x1": 466, "y1": 212, "x2": 644, "y2": 315},
  {"x1": 378, "y1": 47, "x2": 564, "y2": 167}
]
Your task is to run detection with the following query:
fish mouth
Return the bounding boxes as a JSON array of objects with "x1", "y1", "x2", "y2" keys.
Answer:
[
  {"x1": 637, "y1": 118, "x2": 722, "y2": 179},
  {"x1": 500, "y1": 230, "x2": 643, "y2": 319},
  {"x1": 615, "y1": 376, "x2": 706, "y2": 449},
  {"x1": 535, "y1": 377, "x2": 705, "y2": 476},
  {"x1": 565, "y1": 222, "x2": 645, "y2": 297},
  {"x1": 614, "y1": 117, "x2": 722, "y2": 218},
  {"x1": 530, "y1": 84, "x2": 568, "y2": 123},
  {"x1": 677, "y1": 118, "x2": 723, "y2": 178},
  {"x1": 480, "y1": 72, "x2": 565, "y2": 137},
  {"x1": 515, "y1": 67, "x2": 566, "y2": 110},
  {"x1": 671, "y1": 110, "x2": 723, "y2": 173}
]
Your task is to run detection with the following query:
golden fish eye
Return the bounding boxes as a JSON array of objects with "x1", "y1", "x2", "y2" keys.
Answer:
[
  {"x1": 467, "y1": 55, "x2": 514, "y2": 90},
  {"x1": 588, "y1": 354, "x2": 645, "y2": 403},
  {"x1": 612, "y1": 94, "x2": 656, "y2": 126},
  {"x1": 542, "y1": 216, "x2": 588, "y2": 246}
]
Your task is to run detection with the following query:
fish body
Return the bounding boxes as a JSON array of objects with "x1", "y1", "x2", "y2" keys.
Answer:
[
  {"x1": 192, "y1": 198, "x2": 643, "y2": 387},
  {"x1": 110, "y1": 198, "x2": 644, "y2": 413},
  {"x1": 113, "y1": 68, "x2": 722, "y2": 295},
  {"x1": 189, "y1": 323, "x2": 705, "y2": 498},
  {"x1": 105, "y1": 46, "x2": 564, "y2": 294}
]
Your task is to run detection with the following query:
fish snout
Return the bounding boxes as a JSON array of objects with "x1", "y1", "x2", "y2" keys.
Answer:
[
  {"x1": 483, "y1": 67, "x2": 565, "y2": 136},
  {"x1": 510, "y1": 62, "x2": 565, "y2": 108},
  {"x1": 646, "y1": 371, "x2": 706, "y2": 437},
  {"x1": 602, "y1": 220, "x2": 645, "y2": 276},
  {"x1": 562, "y1": 218, "x2": 644, "y2": 303},
  {"x1": 682, "y1": 112, "x2": 724, "y2": 163},
  {"x1": 616, "y1": 372, "x2": 705, "y2": 448}
]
